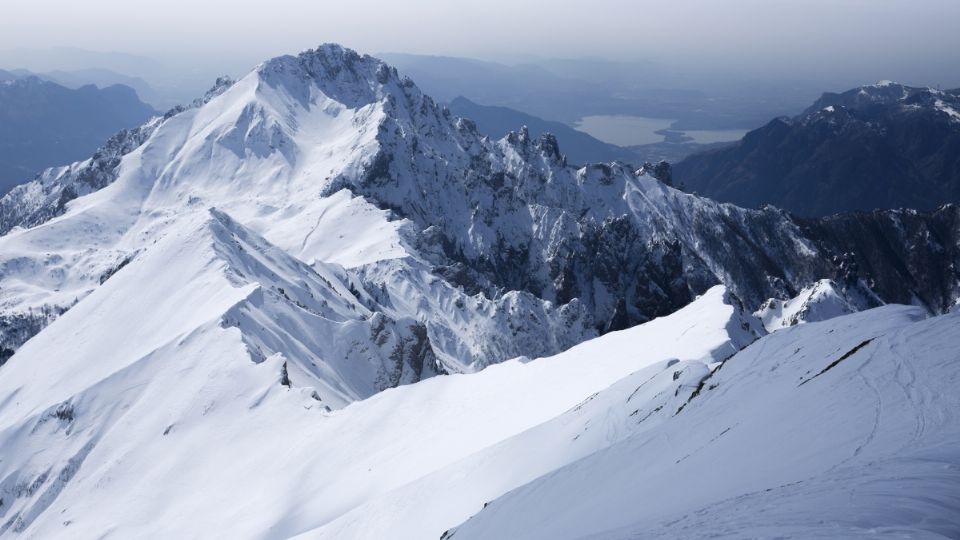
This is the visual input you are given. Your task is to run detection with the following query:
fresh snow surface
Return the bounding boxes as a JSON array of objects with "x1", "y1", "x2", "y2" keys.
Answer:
[
  {"x1": 936, "y1": 99, "x2": 960, "y2": 122},
  {"x1": 0, "y1": 283, "x2": 756, "y2": 537},
  {"x1": 446, "y1": 306, "x2": 960, "y2": 540}
]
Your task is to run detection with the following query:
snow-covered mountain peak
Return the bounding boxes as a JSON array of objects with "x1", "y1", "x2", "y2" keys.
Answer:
[
  {"x1": 755, "y1": 278, "x2": 873, "y2": 332},
  {"x1": 807, "y1": 81, "x2": 960, "y2": 118},
  {"x1": 255, "y1": 44, "x2": 407, "y2": 111},
  {"x1": 2, "y1": 43, "x2": 958, "y2": 384}
]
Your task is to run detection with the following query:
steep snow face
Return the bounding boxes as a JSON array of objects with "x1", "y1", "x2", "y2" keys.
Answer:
[
  {"x1": 446, "y1": 306, "x2": 960, "y2": 540},
  {"x1": 4, "y1": 273, "x2": 954, "y2": 539},
  {"x1": 0, "y1": 208, "x2": 439, "y2": 417},
  {"x1": 0, "y1": 284, "x2": 757, "y2": 537},
  {"x1": 0, "y1": 43, "x2": 956, "y2": 540},
  {"x1": 755, "y1": 278, "x2": 869, "y2": 332}
]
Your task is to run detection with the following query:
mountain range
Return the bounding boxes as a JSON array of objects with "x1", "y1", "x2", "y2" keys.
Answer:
[
  {"x1": 446, "y1": 96, "x2": 725, "y2": 165},
  {"x1": 675, "y1": 82, "x2": 960, "y2": 216},
  {"x1": 0, "y1": 72, "x2": 156, "y2": 195},
  {"x1": 378, "y1": 52, "x2": 817, "y2": 130},
  {"x1": 3, "y1": 46, "x2": 958, "y2": 368},
  {"x1": 445, "y1": 96, "x2": 636, "y2": 164},
  {"x1": 10, "y1": 67, "x2": 163, "y2": 110},
  {"x1": 0, "y1": 45, "x2": 957, "y2": 538}
]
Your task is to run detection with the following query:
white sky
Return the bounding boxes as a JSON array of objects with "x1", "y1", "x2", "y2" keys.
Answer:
[{"x1": 2, "y1": 0, "x2": 958, "y2": 82}]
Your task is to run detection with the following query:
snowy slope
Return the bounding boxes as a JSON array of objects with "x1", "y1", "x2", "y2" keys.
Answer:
[
  {"x1": 446, "y1": 306, "x2": 960, "y2": 540},
  {"x1": 3, "y1": 265, "x2": 956, "y2": 539},
  {"x1": 0, "y1": 76, "x2": 233, "y2": 237},
  {"x1": 0, "y1": 283, "x2": 756, "y2": 537},
  {"x1": 0, "y1": 207, "x2": 440, "y2": 416}
]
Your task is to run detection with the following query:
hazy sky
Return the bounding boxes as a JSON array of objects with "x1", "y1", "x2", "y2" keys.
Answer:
[{"x1": 2, "y1": 0, "x2": 959, "y2": 84}]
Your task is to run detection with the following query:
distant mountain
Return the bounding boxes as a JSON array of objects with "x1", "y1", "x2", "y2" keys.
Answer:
[
  {"x1": 34, "y1": 68, "x2": 164, "y2": 108},
  {"x1": 379, "y1": 53, "x2": 809, "y2": 130},
  {"x1": 0, "y1": 46, "x2": 241, "y2": 110},
  {"x1": 0, "y1": 46, "x2": 163, "y2": 77},
  {"x1": 3, "y1": 66, "x2": 165, "y2": 109},
  {"x1": 447, "y1": 96, "x2": 637, "y2": 165},
  {"x1": 447, "y1": 96, "x2": 724, "y2": 165},
  {"x1": 0, "y1": 75, "x2": 156, "y2": 194},
  {"x1": 674, "y1": 82, "x2": 960, "y2": 216}
]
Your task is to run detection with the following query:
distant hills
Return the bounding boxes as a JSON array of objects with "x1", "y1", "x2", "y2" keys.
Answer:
[
  {"x1": 447, "y1": 96, "x2": 725, "y2": 166},
  {"x1": 674, "y1": 82, "x2": 960, "y2": 216},
  {"x1": 447, "y1": 96, "x2": 635, "y2": 164},
  {"x1": 0, "y1": 72, "x2": 156, "y2": 193},
  {"x1": 25, "y1": 67, "x2": 162, "y2": 108},
  {"x1": 0, "y1": 46, "x2": 243, "y2": 110},
  {"x1": 379, "y1": 52, "x2": 814, "y2": 130}
]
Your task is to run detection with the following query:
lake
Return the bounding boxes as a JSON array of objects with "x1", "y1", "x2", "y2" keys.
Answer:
[{"x1": 575, "y1": 115, "x2": 748, "y2": 146}]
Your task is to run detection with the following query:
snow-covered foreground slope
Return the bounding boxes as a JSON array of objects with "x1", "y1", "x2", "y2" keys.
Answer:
[
  {"x1": 3, "y1": 270, "x2": 957, "y2": 539},
  {"x1": 447, "y1": 306, "x2": 960, "y2": 540},
  {"x1": 0, "y1": 284, "x2": 756, "y2": 537}
]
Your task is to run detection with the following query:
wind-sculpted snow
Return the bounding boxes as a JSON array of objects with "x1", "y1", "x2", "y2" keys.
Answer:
[
  {"x1": 0, "y1": 43, "x2": 955, "y2": 540},
  {"x1": 0, "y1": 208, "x2": 440, "y2": 412},
  {"x1": 0, "y1": 285, "x2": 759, "y2": 537},
  {"x1": 445, "y1": 306, "x2": 960, "y2": 540},
  {"x1": 3, "y1": 274, "x2": 957, "y2": 538}
]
